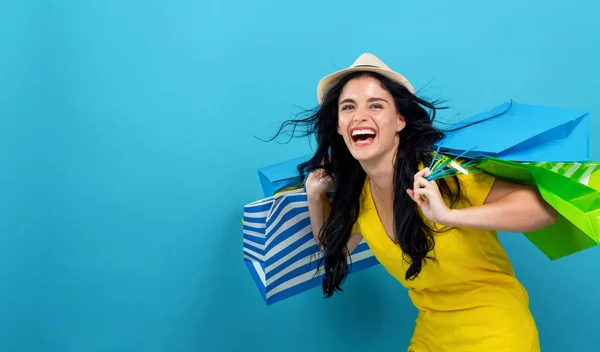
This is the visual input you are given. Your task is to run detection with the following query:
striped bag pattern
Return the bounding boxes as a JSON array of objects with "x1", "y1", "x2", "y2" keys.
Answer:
[
  {"x1": 243, "y1": 189, "x2": 379, "y2": 305},
  {"x1": 524, "y1": 162, "x2": 599, "y2": 188}
]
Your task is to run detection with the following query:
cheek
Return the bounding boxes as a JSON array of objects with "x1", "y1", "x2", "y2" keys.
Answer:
[
  {"x1": 337, "y1": 115, "x2": 349, "y2": 135},
  {"x1": 374, "y1": 116, "x2": 394, "y2": 130},
  {"x1": 382, "y1": 113, "x2": 402, "y2": 127},
  {"x1": 374, "y1": 116, "x2": 401, "y2": 139}
]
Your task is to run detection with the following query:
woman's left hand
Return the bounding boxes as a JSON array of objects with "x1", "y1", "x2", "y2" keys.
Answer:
[{"x1": 407, "y1": 168, "x2": 452, "y2": 224}]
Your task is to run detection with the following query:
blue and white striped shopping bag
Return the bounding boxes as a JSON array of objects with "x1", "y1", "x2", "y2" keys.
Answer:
[{"x1": 242, "y1": 189, "x2": 379, "y2": 305}]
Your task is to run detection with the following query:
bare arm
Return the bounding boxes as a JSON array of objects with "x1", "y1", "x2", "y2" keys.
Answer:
[
  {"x1": 307, "y1": 194, "x2": 363, "y2": 254},
  {"x1": 410, "y1": 168, "x2": 558, "y2": 233},
  {"x1": 443, "y1": 178, "x2": 558, "y2": 232}
]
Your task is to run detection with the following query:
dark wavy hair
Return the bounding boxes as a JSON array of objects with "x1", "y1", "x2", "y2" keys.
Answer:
[{"x1": 269, "y1": 71, "x2": 463, "y2": 297}]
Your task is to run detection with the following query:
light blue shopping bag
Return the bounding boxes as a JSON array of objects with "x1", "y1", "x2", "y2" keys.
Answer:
[
  {"x1": 257, "y1": 154, "x2": 312, "y2": 197},
  {"x1": 435, "y1": 101, "x2": 591, "y2": 162}
]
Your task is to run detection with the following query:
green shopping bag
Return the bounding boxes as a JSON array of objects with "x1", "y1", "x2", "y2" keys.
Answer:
[{"x1": 477, "y1": 158, "x2": 600, "y2": 260}]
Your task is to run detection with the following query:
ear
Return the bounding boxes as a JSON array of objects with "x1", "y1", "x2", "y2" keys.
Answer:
[
  {"x1": 396, "y1": 114, "x2": 406, "y2": 132},
  {"x1": 337, "y1": 123, "x2": 342, "y2": 135}
]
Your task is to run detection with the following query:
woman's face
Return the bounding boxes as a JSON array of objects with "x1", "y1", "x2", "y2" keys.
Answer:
[{"x1": 337, "y1": 75, "x2": 406, "y2": 163}]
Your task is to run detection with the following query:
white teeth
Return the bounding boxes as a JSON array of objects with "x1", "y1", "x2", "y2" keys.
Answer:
[{"x1": 351, "y1": 129, "x2": 376, "y2": 136}]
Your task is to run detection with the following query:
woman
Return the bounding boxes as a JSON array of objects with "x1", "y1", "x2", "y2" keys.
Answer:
[{"x1": 274, "y1": 53, "x2": 557, "y2": 351}]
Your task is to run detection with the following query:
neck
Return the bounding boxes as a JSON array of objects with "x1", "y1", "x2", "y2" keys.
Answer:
[{"x1": 361, "y1": 150, "x2": 396, "y2": 201}]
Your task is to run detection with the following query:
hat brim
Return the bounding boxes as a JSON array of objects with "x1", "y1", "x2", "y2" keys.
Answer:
[{"x1": 316, "y1": 66, "x2": 416, "y2": 104}]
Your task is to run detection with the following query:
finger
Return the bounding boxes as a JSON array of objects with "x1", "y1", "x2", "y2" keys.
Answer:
[
  {"x1": 414, "y1": 188, "x2": 430, "y2": 204},
  {"x1": 406, "y1": 189, "x2": 416, "y2": 202},
  {"x1": 417, "y1": 173, "x2": 440, "y2": 190},
  {"x1": 422, "y1": 168, "x2": 432, "y2": 178},
  {"x1": 413, "y1": 177, "x2": 425, "y2": 202},
  {"x1": 414, "y1": 175, "x2": 432, "y2": 189},
  {"x1": 415, "y1": 167, "x2": 431, "y2": 178},
  {"x1": 413, "y1": 179, "x2": 420, "y2": 197},
  {"x1": 314, "y1": 169, "x2": 327, "y2": 179},
  {"x1": 414, "y1": 171, "x2": 425, "y2": 189},
  {"x1": 421, "y1": 172, "x2": 439, "y2": 190},
  {"x1": 320, "y1": 176, "x2": 332, "y2": 184},
  {"x1": 408, "y1": 188, "x2": 426, "y2": 205},
  {"x1": 414, "y1": 167, "x2": 432, "y2": 182},
  {"x1": 414, "y1": 187, "x2": 430, "y2": 197},
  {"x1": 428, "y1": 177, "x2": 439, "y2": 190},
  {"x1": 411, "y1": 189, "x2": 426, "y2": 207}
]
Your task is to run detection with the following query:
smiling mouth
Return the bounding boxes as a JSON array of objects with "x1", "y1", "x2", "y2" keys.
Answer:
[{"x1": 351, "y1": 128, "x2": 376, "y2": 145}]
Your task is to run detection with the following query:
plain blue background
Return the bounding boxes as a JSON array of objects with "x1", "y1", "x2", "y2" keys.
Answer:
[{"x1": 1, "y1": 0, "x2": 599, "y2": 351}]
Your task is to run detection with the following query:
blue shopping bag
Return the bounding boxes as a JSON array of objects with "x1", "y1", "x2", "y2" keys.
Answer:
[
  {"x1": 242, "y1": 188, "x2": 379, "y2": 305},
  {"x1": 435, "y1": 102, "x2": 591, "y2": 162},
  {"x1": 257, "y1": 154, "x2": 312, "y2": 197}
]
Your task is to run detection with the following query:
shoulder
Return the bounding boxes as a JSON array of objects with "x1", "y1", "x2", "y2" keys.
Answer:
[
  {"x1": 456, "y1": 169, "x2": 496, "y2": 206},
  {"x1": 448, "y1": 159, "x2": 537, "y2": 205},
  {"x1": 419, "y1": 157, "x2": 496, "y2": 207},
  {"x1": 445, "y1": 160, "x2": 497, "y2": 207}
]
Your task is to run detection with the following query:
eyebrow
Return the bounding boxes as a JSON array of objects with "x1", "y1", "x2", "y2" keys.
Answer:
[{"x1": 338, "y1": 97, "x2": 388, "y2": 106}]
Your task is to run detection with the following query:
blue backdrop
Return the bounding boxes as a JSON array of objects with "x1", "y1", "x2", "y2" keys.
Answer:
[{"x1": 1, "y1": 0, "x2": 599, "y2": 351}]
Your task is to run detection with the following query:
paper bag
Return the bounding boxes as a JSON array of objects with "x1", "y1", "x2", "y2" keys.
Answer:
[
  {"x1": 478, "y1": 158, "x2": 600, "y2": 260},
  {"x1": 257, "y1": 154, "x2": 312, "y2": 197},
  {"x1": 243, "y1": 189, "x2": 379, "y2": 305},
  {"x1": 437, "y1": 102, "x2": 590, "y2": 162}
]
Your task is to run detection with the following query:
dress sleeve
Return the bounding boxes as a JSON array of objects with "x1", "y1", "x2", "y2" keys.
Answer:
[
  {"x1": 456, "y1": 169, "x2": 497, "y2": 208},
  {"x1": 351, "y1": 220, "x2": 361, "y2": 234}
]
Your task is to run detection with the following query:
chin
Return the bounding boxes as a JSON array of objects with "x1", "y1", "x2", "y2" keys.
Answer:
[
  {"x1": 347, "y1": 146, "x2": 378, "y2": 163},
  {"x1": 345, "y1": 142, "x2": 396, "y2": 167}
]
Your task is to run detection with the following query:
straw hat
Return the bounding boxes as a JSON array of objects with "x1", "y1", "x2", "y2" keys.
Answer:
[{"x1": 316, "y1": 53, "x2": 416, "y2": 104}]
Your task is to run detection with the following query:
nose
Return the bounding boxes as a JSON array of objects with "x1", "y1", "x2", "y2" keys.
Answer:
[{"x1": 352, "y1": 107, "x2": 368, "y2": 122}]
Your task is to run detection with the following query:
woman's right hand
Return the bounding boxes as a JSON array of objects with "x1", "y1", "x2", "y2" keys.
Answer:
[{"x1": 305, "y1": 169, "x2": 334, "y2": 199}]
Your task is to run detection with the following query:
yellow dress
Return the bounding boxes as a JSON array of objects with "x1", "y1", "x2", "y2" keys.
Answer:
[{"x1": 352, "y1": 169, "x2": 540, "y2": 351}]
